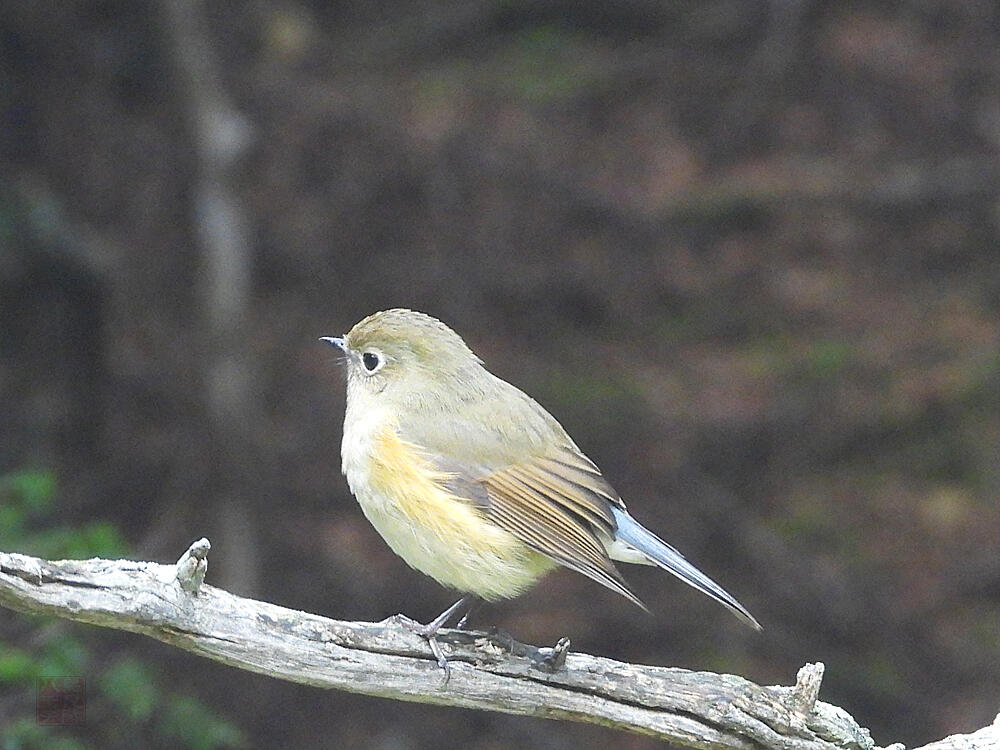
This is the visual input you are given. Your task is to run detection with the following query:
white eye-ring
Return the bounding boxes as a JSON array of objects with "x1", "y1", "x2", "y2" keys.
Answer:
[{"x1": 360, "y1": 350, "x2": 384, "y2": 374}]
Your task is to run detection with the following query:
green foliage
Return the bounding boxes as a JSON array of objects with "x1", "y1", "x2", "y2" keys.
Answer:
[
  {"x1": 34, "y1": 634, "x2": 89, "y2": 678},
  {"x1": 95, "y1": 660, "x2": 246, "y2": 750},
  {"x1": 0, "y1": 646, "x2": 36, "y2": 683},
  {"x1": 0, "y1": 469, "x2": 245, "y2": 750},
  {"x1": 1, "y1": 718, "x2": 91, "y2": 750},
  {"x1": 21, "y1": 522, "x2": 129, "y2": 561},
  {"x1": 157, "y1": 696, "x2": 246, "y2": 750},
  {"x1": 0, "y1": 634, "x2": 87, "y2": 686},
  {"x1": 5, "y1": 470, "x2": 57, "y2": 513},
  {"x1": 98, "y1": 659, "x2": 158, "y2": 721},
  {"x1": 0, "y1": 469, "x2": 127, "y2": 559}
]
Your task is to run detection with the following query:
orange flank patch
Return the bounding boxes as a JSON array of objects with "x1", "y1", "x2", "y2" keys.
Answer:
[
  {"x1": 364, "y1": 425, "x2": 552, "y2": 599},
  {"x1": 369, "y1": 426, "x2": 507, "y2": 548}
]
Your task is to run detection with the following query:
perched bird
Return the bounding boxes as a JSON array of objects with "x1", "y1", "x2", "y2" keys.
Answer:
[{"x1": 322, "y1": 309, "x2": 759, "y2": 666}]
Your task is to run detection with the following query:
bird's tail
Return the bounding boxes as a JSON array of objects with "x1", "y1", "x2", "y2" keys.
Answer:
[{"x1": 610, "y1": 507, "x2": 762, "y2": 630}]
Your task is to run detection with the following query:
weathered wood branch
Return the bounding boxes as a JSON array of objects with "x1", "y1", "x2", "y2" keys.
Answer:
[{"x1": 0, "y1": 542, "x2": 996, "y2": 750}]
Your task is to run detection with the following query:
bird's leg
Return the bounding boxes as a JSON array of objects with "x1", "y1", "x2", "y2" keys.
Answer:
[
  {"x1": 413, "y1": 595, "x2": 475, "y2": 636},
  {"x1": 396, "y1": 595, "x2": 478, "y2": 674}
]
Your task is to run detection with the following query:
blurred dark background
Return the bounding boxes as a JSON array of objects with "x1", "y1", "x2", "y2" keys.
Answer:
[{"x1": 1, "y1": 1, "x2": 999, "y2": 748}]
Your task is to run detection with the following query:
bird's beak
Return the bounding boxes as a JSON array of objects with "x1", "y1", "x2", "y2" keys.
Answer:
[{"x1": 320, "y1": 336, "x2": 346, "y2": 351}]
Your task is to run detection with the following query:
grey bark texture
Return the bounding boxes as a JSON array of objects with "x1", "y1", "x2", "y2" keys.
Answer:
[{"x1": 0, "y1": 542, "x2": 996, "y2": 750}]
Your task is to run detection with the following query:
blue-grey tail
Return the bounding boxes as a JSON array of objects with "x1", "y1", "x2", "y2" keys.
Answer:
[{"x1": 611, "y1": 507, "x2": 762, "y2": 630}]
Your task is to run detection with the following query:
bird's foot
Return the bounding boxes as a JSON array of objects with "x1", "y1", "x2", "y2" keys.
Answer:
[
  {"x1": 393, "y1": 595, "x2": 480, "y2": 680},
  {"x1": 394, "y1": 614, "x2": 452, "y2": 676}
]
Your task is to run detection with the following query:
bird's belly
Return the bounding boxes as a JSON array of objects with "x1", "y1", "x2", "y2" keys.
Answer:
[
  {"x1": 342, "y1": 421, "x2": 554, "y2": 600},
  {"x1": 350, "y1": 483, "x2": 552, "y2": 599}
]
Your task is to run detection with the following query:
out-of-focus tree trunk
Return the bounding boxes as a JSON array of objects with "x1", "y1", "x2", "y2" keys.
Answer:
[{"x1": 160, "y1": 0, "x2": 259, "y2": 595}]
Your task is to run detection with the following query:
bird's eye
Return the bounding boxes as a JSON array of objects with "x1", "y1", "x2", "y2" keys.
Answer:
[{"x1": 362, "y1": 352, "x2": 381, "y2": 372}]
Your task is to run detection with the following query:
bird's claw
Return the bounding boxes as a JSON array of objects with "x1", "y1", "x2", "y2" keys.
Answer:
[{"x1": 395, "y1": 614, "x2": 454, "y2": 682}]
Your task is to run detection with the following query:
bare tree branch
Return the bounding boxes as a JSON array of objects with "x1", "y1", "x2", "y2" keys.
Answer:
[
  {"x1": 0, "y1": 542, "x2": 995, "y2": 749},
  {"x1": 916, "y1": 719, "x2": 1000, "y2": 750}
]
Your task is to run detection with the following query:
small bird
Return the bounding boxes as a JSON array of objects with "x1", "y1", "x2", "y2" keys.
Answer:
[{"x1": 322, "y1": 309, "x2": 759, "y2": 666}]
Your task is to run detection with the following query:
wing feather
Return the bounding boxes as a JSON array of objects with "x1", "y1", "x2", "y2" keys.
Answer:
[
  {"x1": 486, "y1": 471, "x2": 605, "y2": 558},
  {"x1": 482, "y1": 458, "x2": 646, "y2": 609},
  {"x1": 504, "y1": 462, "x2": 614, "y2": 531}
]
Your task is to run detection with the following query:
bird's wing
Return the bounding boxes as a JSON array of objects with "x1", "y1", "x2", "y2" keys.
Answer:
[
  {"x1": 397, "y1": 373, "x2": 645, "y2": 607},
  {"x1": 477, "y1": 449, "x2": 646, "y2": 609}
]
